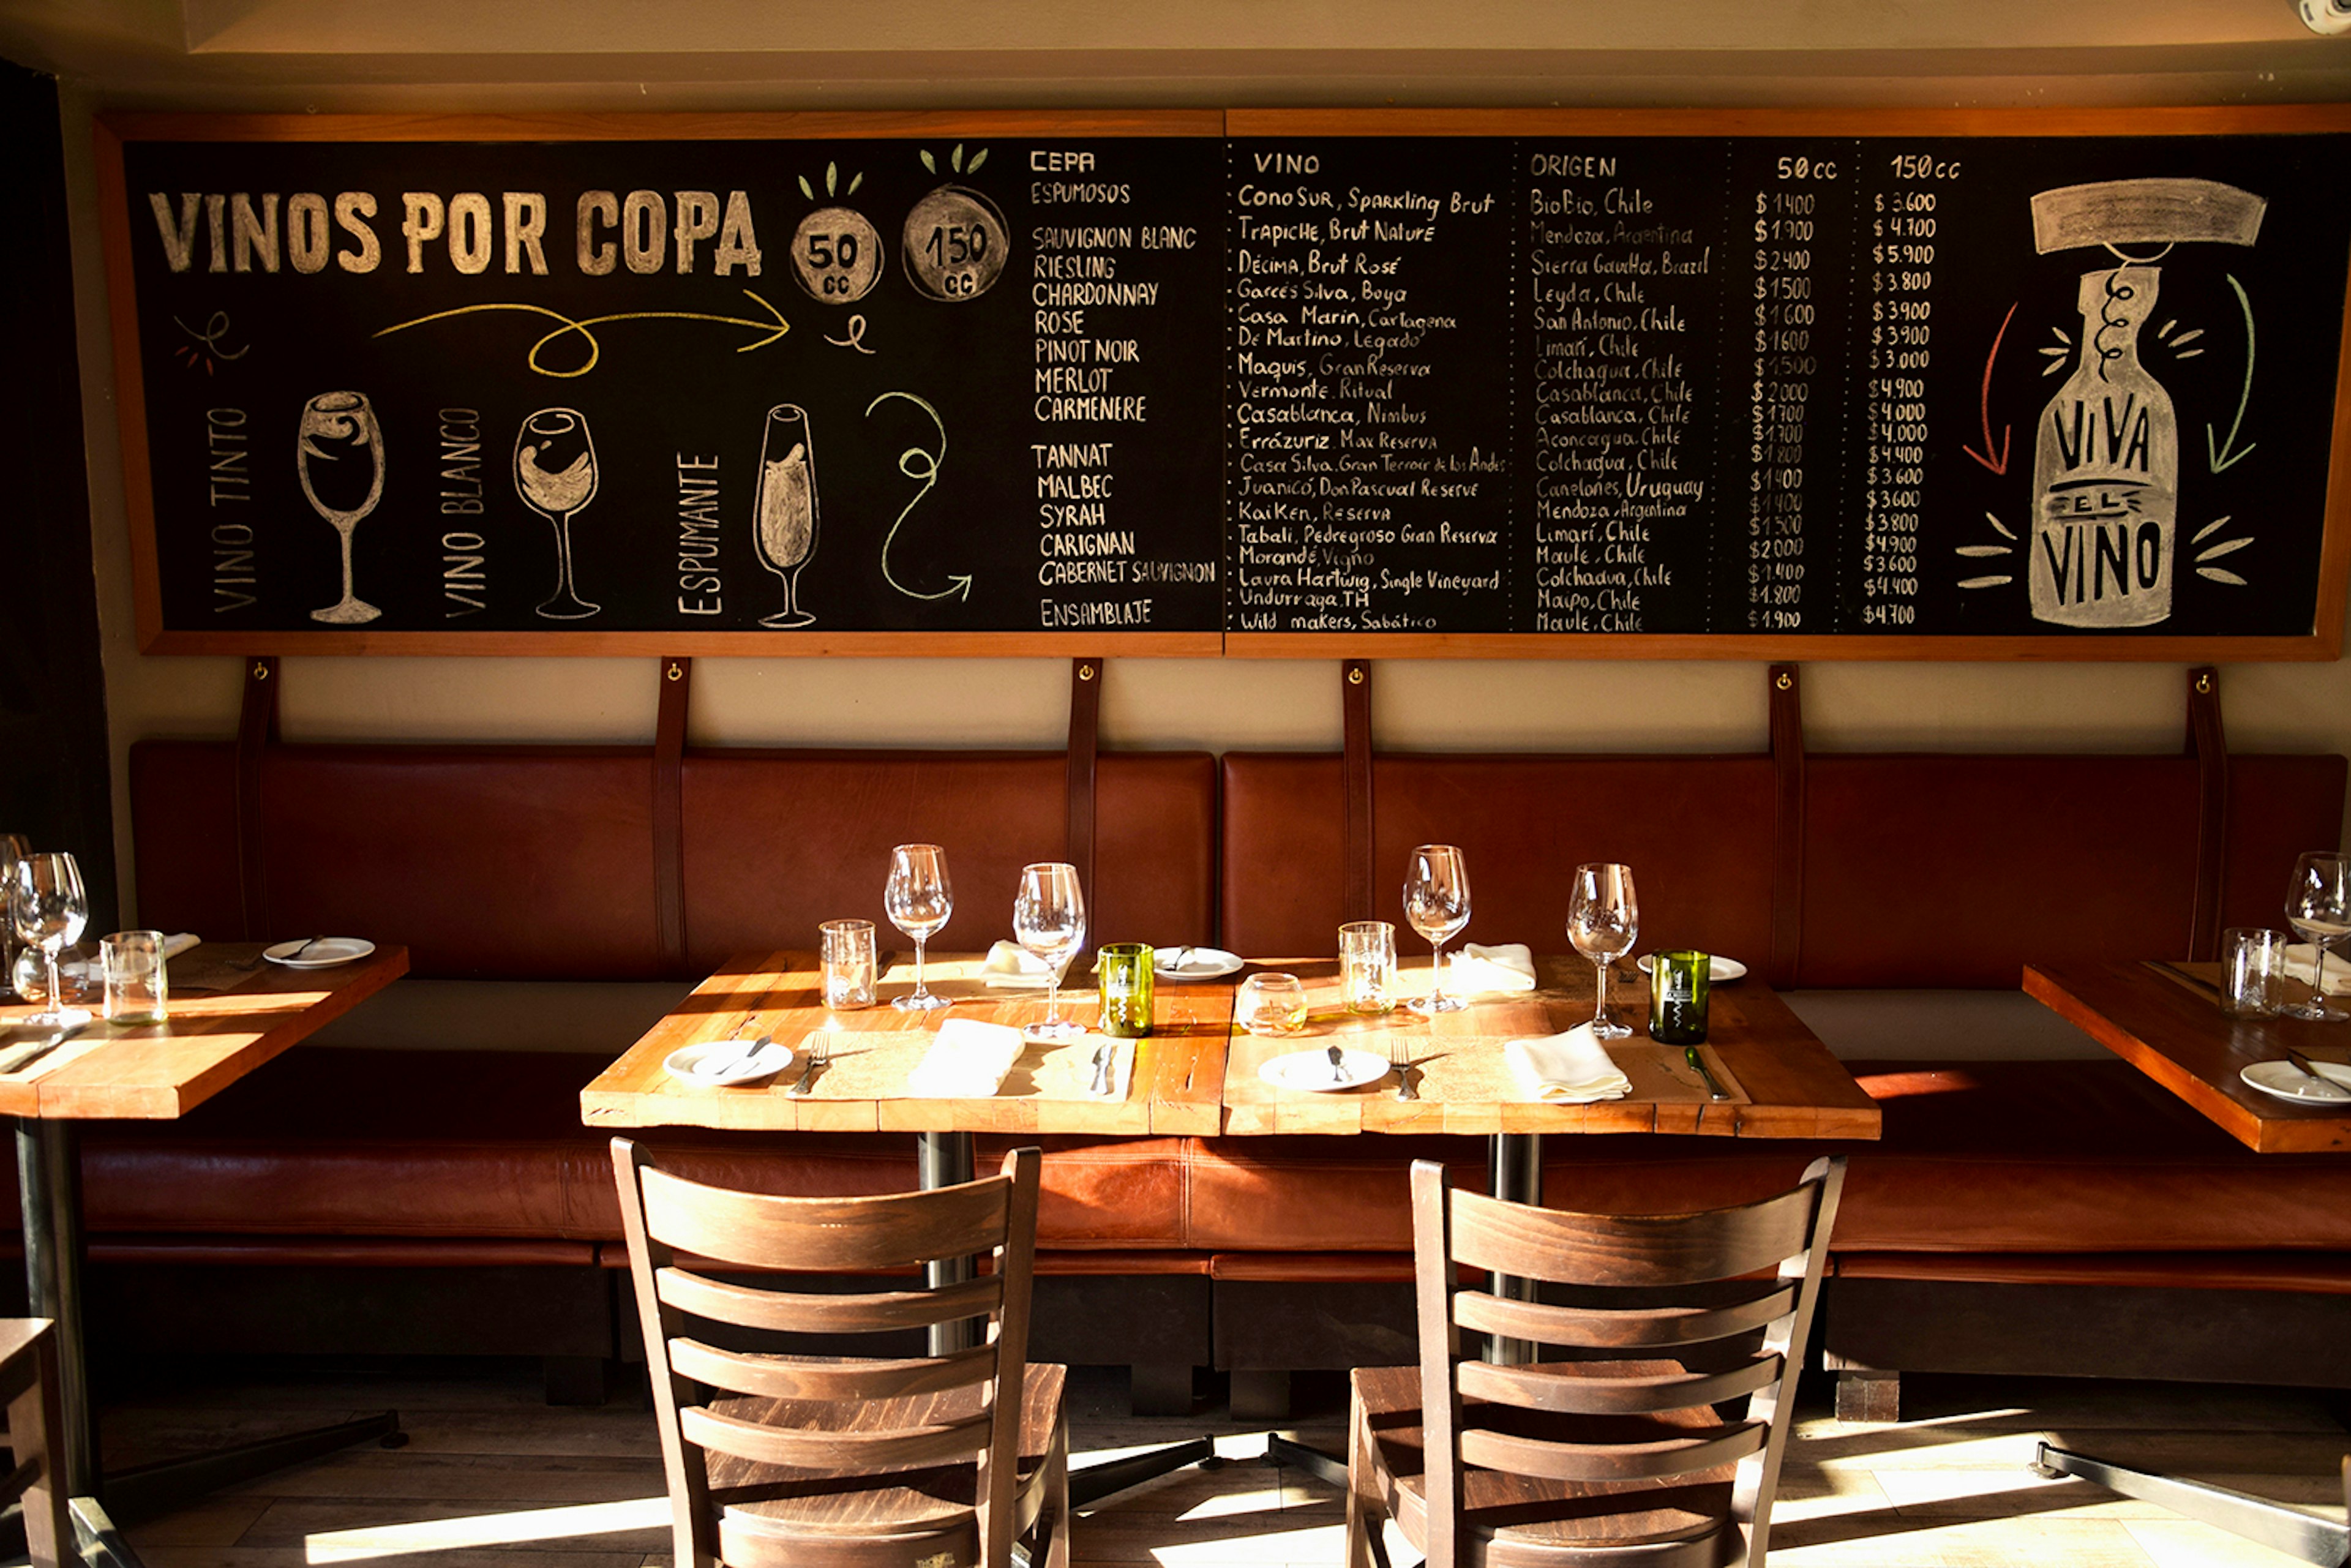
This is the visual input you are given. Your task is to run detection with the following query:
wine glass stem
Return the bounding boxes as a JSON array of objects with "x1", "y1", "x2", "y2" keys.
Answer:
[
  {"x1": 910, "y1": 937, "x2": 929, "y2": 1000},
  {"x1": 1429, "y1": 942, "x2": 1446, "y2": 1005},
  {"x1": 43, "y1": 948, "x2": 62, "y2": 1015},
  {"x1": 554, "y1": 515, "x2": 579, "y2": 599},
  {"x1": 1044, "y1": 975, "x2": 1061, "y2": 1029},
  {"x1": 2318, "y1": 942, "x2": 2335, "y2": 1011},
  {"x1": 337, "y1": 523, "x2": 358, "y2": 605},
  {"x1": 1593, "y1": 962, "x2": 1610, "y2": 1029}
]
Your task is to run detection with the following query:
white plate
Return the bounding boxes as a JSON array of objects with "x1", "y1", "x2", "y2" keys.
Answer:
[
  {"x1": 1155, "y1": 946, "x2": 1245, "y2": 981},
  {"x1": 1635, "y1": 953, "x2": 1748, "y2": 983},
  {"x1": 665, "y1": 1038, "x2": 794, "y2": 1088},
  {"x1": 1258, "y1": 1046, "x2": 1390, "y2": 1093},
  {"x1": 2240, "y1": 1059, "x2": 2351, "y2": 1104},
  {"x1": 264, "y1": 937, "x2": 378, "y2": 969}
]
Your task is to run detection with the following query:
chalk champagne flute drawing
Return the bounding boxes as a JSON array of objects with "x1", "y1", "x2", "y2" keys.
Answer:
[
  {"x1": 1569, "y1": 863, "x2": 1638, "y2": 1041},
  {"x1": 885, "y1": 844, "x2": 954, "y2": 1013},
  {"x1": 298, "y1": 391, "x2": 384, "y2": 624},
  {"x1": 515, "y1": 408, "x2": 601, "y2": 620},
  {"x1": 754, "y1": 405, "x2": 819, "y2": 628},
  {"x1": 10, "y1": 851, "x2": 89, "y2": 1032},
  {"x1": 2282, "y1": 850, "x2": 2351, "y2": 1023}
]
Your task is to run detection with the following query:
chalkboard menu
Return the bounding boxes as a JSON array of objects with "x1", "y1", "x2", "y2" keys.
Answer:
[{"x1": 101, "y1": 108, "x2": 2351, "y2": 659}]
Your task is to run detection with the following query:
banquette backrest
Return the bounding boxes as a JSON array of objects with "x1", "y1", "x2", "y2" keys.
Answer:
[{"x1": 129, "y1": 740, "x2": 1218, "y2": 980}]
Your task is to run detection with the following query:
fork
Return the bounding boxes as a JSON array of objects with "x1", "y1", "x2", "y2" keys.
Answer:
[{"x1": 787, "y1": 1035, "x2": 827, "y2": 1096}]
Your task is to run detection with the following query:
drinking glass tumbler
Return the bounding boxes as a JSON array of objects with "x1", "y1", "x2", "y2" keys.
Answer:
[
  {"x1": 1237, "y1": 972, "x2": 1309, "y2": 1036},
  {"x1": 102, "y1": 930, "x2": 168, "y2": 1024},
  {"x1": 820, "y1": 919, "x2": 877, "y2": 1010},
  {"x1": 1097, "y1": 943, "x2": 1155, "y2": 1038},
  {"x1": 1340, "y1": 920, "x2": 1398, "y2": 1015},
  {"x1": 1648, "y1": 950, "x2": 1710, "y2": 1045},
  {"x1": 2221, "y1": 926, "x2": 2285, "y2": 1019}
]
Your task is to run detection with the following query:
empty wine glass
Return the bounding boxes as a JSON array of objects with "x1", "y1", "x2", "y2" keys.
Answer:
[
  {"x1": 298, "y1": 391, "x2": 384, "y2": 624},
  {"x1": 754, "y1": 405, "x2": 819, "y2": 628},
  {"x1": 1403, "y1": 845, "x2": 1472, "y2": 1016},
  {"x1": 886, "y1": 844, "x2": 954, "y2": 1013},
  {"x1": 0, "y1": 833, "x2": 26, "y2": 1001},
  {"x1": 1013, "y1": 862, "x2": 1087, "y2": 1043},
  {"x1": 10, "y1": 852, "x2": 89, "y2": 1030},
  {"x1": 516, "y1": 408, "x2": 601, "y2": 620},
  {"x1": 2282, "y1": 850, "x2": 2351, "y2": 1023},
  {"x1": 1568, "y1": 863, "x2": 1639, "y2": 1040}
]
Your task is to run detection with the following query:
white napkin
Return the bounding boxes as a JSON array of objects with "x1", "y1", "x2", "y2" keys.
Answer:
[
  {"x1": 1451, "y1": 942, "x2": 1538, "y2": 996},
  {"x1": 908, "y1": 1018, "x2": 1025, "y2": 1097},
  {"x1": 1505, "y1": 1024, "x2": 1632, "y2": 1103},
  {"x1": 980, "y1": 940, "x2": 1057, "y2": 989},
  {"x1": 2280, "y1": 943, "x2": 2351, "y2": 997},
  {"x1": 162, "y1": 932, "x2": 201, "y2": 960}
]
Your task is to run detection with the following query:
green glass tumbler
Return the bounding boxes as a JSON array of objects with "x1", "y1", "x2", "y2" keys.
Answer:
[
  {"x1": 1097, "y1": 943, "x2": 1154, "y2": 1038},
  {"x1": 1649, "y1": 950, "x2": 1710, "y2": 1046}
]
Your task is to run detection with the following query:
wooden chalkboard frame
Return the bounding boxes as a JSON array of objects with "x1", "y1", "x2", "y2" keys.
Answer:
[{"x1": 97, "y1": 106, "x2": 2351, "y2": 660}]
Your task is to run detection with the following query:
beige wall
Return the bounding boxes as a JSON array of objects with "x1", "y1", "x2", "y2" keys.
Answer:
[{"x1": 40, "y1": 39, "x2": 2351, "y2": 919}]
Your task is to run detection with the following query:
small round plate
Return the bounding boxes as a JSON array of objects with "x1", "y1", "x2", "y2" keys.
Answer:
[
  {"x1": 1155, "y1": 947, "x2": 1245, "y2": 981},
  {"x1": 1259, "y1": 1047, "x2": 1390, "y2": 1093},
  {"x1": 2240, "y1": 1059, "x2": 2351, "y2": 1104},
  {"x1": 264, "y1": 937, "x2": 378, "y2": 968},
  {"x1": 665, "y1": 1038, "x2": 793, "y2": 1088},
  {"x1": 1635, "y1": 953, "x2": 1748, "y2": 983}
]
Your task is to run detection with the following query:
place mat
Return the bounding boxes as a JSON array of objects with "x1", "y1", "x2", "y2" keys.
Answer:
[
  {"x1": 1232, "y1": 1032, "x2": 1746, "y2": 1106},
  {"x1": 167, "y1": 942, "x2": 272, "y2": 994},
  {"x1": 778, "y1": 1028, "x2": 1134, "y2": 1103}
]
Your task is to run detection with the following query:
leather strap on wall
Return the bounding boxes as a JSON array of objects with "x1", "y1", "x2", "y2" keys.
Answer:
[
  {"x1": 234, "y1": 656, "x2": 279, "y2": 940},
  {"x1": 1768, "y1": 663, "x2": 1806, "y2": 988},
  {"x1": 2186, "y1": 665, "x2": 2230, "y2": 962},
  {"x1": 1343, "y1": 659, "x2": 1376, "y2": 924},
  {"x1": 1065, "y1": 658, "x2": 1103, "y2": 940},
  {"x1": 653, "y1": 657, "x2": 692, "y2": 975}
]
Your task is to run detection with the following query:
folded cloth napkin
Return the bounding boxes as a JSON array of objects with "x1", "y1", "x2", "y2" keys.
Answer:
[
  {"x1": 908, "y1": 1018, "x2": 1026, "y2": 1097},
  {"x1": 980, "y1": 940, "x2": 1057, "y2": 989},
  {"x1": 1450, "y1": 942, "x2": 1539, "y2": 995},
  {"x1": 1505, "y1": 1023, "x2": 1632, "y2": 1103},
  {"x1": 2280, "y1": 943, "x2": 2351, "y2": 997},
  {"x1": 162, "y1": 932, "x2": 201, "y2": 960}
]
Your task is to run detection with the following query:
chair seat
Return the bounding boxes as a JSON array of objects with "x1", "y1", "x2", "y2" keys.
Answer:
[
  {"x1": 710, "y1": 1364, "x2": 1067, "y2": 1538},
  {"x1": 1351, "y1": 1366, "x2": 1742, "y2": 1564}
]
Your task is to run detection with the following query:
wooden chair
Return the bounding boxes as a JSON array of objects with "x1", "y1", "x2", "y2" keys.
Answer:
[
  {"x1": 1346, "y1": 1155, "x2": 1847, "y2": 1568},
  {"x1": 612, "y1": 1139, "x2": 1070, "y2": 1568},
  {"x1": 0, "y1": 1318, "x2": 75, "y2": 1568}
]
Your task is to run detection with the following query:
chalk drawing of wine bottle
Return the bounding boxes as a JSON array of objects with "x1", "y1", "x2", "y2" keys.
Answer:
[
  {"x1": 754, "y1": 405, "x2": 819, "y2": 628},
  {"x1": 2025, "y1": 177, "x2": 2265, "y2": 628},
  {"x1": 298, "y1": 391, "x2": 385, "y2": 625}
]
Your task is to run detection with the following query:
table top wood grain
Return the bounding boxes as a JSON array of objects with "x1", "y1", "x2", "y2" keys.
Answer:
[
  {"x1": 0, "y1": 942, "x2": 409, "y2": 1120},
  {"x1": 2025, "y1": 959, "x2": 2351, "y2": 1155},
  {"x1": 582, "y1": 951, "x2": 1880, "y2": 1141}
]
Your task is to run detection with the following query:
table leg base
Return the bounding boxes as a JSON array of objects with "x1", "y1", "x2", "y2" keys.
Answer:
[
  {"x1": 1067, "y1": 1436, "x2": 1216, "y2": 1509},
  {"x1": 100, "y1": 1411, "x2": 402, "y2": 1525},
  {"x1": 2033, "y1": 1442, "x2": 2350, "y2": 1567}
]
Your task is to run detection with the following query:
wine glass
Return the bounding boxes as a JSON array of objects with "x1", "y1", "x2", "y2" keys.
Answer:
[
  {"x1": 1013, "y1": 862, "x2": 1087, "y2": 1043},
  {"x1": 1403, "y1": 845, "x2": 1472, "y2": 1016},
  {"x1": 2282, "y1": 851, "x2": 2351, "y2": 1023},
  {"x1": 885, "y1": 844, "x2": 954, "y2": 1013},
  {"x1": 516, "y1": 408, "x2": 601, "y2": 620},
  {"x1": 10, "y1": 852, "x2": 89, "y2": 1030},
  {"x1": 1568, "y1": 863, "x2": 1639, "y2": 1040},
  {"x1": 0, "y1": 833, "x2": 26, "y2": 1001},
  {"x1": 754, "y1": 405, "x2": 819, "y2": 628},
  {"x1": 298, "y1": 391, "x2": 385, "y2": 624}
]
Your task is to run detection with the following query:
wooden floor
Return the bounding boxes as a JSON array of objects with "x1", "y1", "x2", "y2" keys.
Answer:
[{"x1": 89, "y1": 1358, "x2": 2350, "y2": 1568}]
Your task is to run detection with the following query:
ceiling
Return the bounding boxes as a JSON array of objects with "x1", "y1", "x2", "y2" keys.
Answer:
[{"x1": 4, "y1": 0, "x2": 2350, "y2": 108}]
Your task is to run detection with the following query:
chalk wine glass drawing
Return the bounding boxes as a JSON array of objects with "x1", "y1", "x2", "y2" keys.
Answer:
[
  {"x1": 515, "y1": 408, "x2": 601, "y2": 620},
  {"x1": 298, "y1": 391, "x2": 386, "y2": 624},
  {"x1": 754, "y1": 404, "x2": 819, "y2": 628}
]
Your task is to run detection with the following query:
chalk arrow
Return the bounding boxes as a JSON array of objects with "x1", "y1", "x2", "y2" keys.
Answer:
[
  {"x1": 2206, "y1": 274, "x2": 2258, "y2": 474},
  {"x1": 1962, "y1": 301, "x2": 2017, "y2": 476},
  {"x1": 868, "y1": 391, "x2": 975, "y2": 602}
]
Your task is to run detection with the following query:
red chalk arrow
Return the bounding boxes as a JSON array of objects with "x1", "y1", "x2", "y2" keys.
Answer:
[{"x1": 1962, "y1": 301, "x2": 2017, "y2": 476}]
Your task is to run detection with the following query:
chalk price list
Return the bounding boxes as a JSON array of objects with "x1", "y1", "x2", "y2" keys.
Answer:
[{"x1": 1854, "y1": 154, "x2": 1960, "y2": 628}]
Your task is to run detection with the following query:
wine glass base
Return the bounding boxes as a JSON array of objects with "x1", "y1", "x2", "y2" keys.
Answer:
[
  {"x1": 310, "y1": 598, "x2": 382, "y2": 625},
  {"x1": 1591, "y1": 1020, "x2": 1634, "y2": 1040},
  {"x1": 893, "y1": 991, "x2": 953, "y2": 1013},
  {"x1": 18, "y1": 1007, "x2": 90, "y2": 1032},
  {"x1": 2279, "y1": 999, "x2": 2351, "y2": 1022},
  {"x1": 536, "y1": 596, "x2": 603, "y2": 621},
  {"x1": 759, "y1": 610, "x2": 817, "y2": 629},
  {"x1": 1409, "y1": 994, "x2": 1468, "y2": 1016},
  {"x1": 1023, "y1": 1020, "x2": 1088, "y2": 1043}
]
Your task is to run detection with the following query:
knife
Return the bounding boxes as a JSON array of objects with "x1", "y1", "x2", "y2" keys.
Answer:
[
  {"x1": 0, "y1": 1022, "x2": 88, "y2": 1077},
  {"x1": 1685, "y1": 1045, "x2": 1732, "y2": 1101}
]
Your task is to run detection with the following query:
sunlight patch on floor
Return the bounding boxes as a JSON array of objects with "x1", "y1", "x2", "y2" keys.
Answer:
[{"x1": 303, "y1": 1496, "x2": 671, "y2": 1561}]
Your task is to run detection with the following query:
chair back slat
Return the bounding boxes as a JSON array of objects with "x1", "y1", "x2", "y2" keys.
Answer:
[
  {"x1": 670, "y1": 1337, "x2": 999, "y2": 1403},
  {"x1": 639, "y1": 1164, "x2": 1010, "y2": 1273},
  {"x1": 1457, "y1": 1421, "x2": 1766, "y2": 1484},
  {"x1": 1447, "y1": 1184, "x2": 1819, "y2": 1288},
  {"x1": 1457, "y1": 1351, "x2": 1782, "y2": 1417},
  {"x1": 1453, "y1": 1281, "x2": 1796, "y2": 1349},
  {"x1": 681, "y1": 1403, "x2": 993, "y2": 1471},
  {"x1": 657, "y1": 1268, "x2": 1003, "y2": 1335}
]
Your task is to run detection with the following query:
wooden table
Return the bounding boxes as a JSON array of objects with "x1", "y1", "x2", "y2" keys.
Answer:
[
  {"x1": 0, "y1": 940, "x2": 408, "y2": 1560},
  {"x1": 2025, "y1": 960, "x2": 2351, "y2": 1153},
  {"x1": 2022, "y1": 958, "x2": 2351, "y2": 1565}
]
